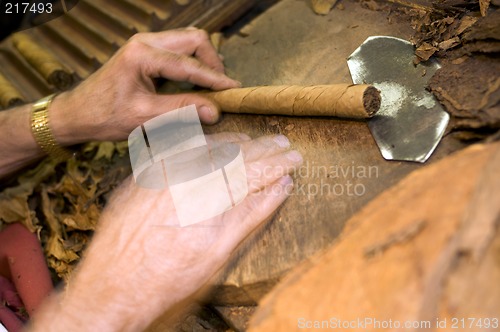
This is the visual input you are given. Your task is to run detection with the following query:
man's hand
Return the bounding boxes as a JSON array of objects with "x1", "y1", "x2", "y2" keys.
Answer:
[
  {"x1": 0, "y1": 28, "x2": 239, "y2": 178},
  {"x1": 51, "y1": 28, "x2": 240, "y2": 144},
  {"x1": 30, "y1": 134, "x2": 302, "y2": 332}
]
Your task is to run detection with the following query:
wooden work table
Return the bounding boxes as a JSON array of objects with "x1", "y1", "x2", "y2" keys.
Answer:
[{"x1": 205, "y1": 0, "x2": 464, "y2": 305}]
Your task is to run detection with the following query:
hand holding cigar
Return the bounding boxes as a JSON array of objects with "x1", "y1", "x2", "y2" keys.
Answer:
[{"x1": 202, "y1": 84, "x2": 381, "y2": 119}]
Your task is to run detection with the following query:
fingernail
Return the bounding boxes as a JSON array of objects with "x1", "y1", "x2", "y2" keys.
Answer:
[
  {"x1": 279, "y1": 175, "x2": 293, "y2": 186},
  {"x1": 234, "y1": 80, "x2": 242, "y2": 88},
  {"x1": 218, "y1": 53, "x2": 225, "y2": 61},
  {"x1": 200, "y1": 105, "x2": 216, "y2": 123},
  {"x1": 238, "y1": 133, "x2": 252, "y2": 141},
  {"x1": 274, "y1": 135, "x2": 290, "y2": 148},
  {"x1": 286, "y1": 150, "x2": 303, "y2": 162}
]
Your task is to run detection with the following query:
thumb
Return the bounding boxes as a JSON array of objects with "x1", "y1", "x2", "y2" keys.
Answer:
[
  {"x1": 215, "y1": 175, "x2": 294, "y2": 258},
  {"x1": 150, "y1": 93, "x2": 222, "y2": 124}
]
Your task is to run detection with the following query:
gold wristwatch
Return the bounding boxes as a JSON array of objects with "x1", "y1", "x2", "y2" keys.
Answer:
[{"x1": 31, "y1": 94, "x2": 74, "y2": 161}]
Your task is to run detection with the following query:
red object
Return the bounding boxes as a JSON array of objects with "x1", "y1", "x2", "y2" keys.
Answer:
[
  {"x1": 0, "y1": 276, "x2": 23, "y2": 331},
  {"x1": 0, "y1": 223, "x2": 54, "y2": 331}
]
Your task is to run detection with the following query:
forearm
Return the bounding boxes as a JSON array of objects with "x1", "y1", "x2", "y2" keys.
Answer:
[
  {"x1": 0, "y1": 92, "x2": 88, "y2": 179},
  {"x1": 0, "y1": 104, "x2": 44, "y2": 177},
  {"x1": 28, "y1": 282, "x2": 154, "y2": 332}
]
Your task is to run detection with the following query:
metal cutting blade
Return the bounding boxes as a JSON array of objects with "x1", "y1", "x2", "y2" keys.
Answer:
[{"x1": 347, "y1": 36, "x2": 449, "y2": 163}]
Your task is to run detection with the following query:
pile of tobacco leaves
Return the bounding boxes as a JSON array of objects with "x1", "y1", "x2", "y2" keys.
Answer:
[{"x1": 0, "y1": 142, "x2": 130, "y2": 281}]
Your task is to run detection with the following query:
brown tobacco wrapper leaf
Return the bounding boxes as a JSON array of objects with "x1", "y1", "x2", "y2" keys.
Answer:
[
  {"x1": 0, "y1": 159, "x2": 58, "y2": 232},
  {"x1": 206, "y1": 84, "x2": 380, "y2": 119},
  {"x1": 0, "y1": 73, "x2": 24, "y2": 109},
  {"x1": 438, "y1": 37, "x2": 461, "y2": 51},
  {"x1": 415, "y1": 42, "x2": 438, "y2": 62},
  {"x1": 11, "y1": 33, "x2": 73, "y2": 90}
]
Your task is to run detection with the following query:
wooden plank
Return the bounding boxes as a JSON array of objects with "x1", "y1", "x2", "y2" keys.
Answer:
[
  {"x1": 208, "y1": 0, "x2": 465, "y2": 305},
  {"x1": 247, "y1": 142, "x2": 500, "y2": 331}
]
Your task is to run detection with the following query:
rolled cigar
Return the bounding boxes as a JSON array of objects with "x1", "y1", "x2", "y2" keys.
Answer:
[
  {"x1": 11, "y1": 33, "x2": 73, "y2": 90},
  {"x1": 204, "y1": 84, "x2": 380, "y2": 119},
  {"x1": 0, "y1": 72, "x2": 24, "y2": 108}
]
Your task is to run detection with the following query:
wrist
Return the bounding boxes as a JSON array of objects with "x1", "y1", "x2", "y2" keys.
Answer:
[
  {"x1": 49, "y1": 91, "x2": 96, "y2": 145},
  {"x1": 31, "y1": 278, "x2": 151, "y2": 332},
  {"x1": 0, "y1": 105, "x2": 45, "y2": 177},
  {"x1": 53, "y1": 238, "x2": 166, "y2": 331}
]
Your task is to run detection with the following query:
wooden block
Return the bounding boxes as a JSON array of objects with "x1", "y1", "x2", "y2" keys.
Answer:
[{"x1": 247, "y1": 142, "x2": 500, "y2": 331}]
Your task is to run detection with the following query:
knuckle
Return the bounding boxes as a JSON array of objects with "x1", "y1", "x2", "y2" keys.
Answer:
[
  {"x1": 121, "y1": 38, "x2": 145, "y2": 62},
  {"x1": 128, "y1": 32, "x2": 145, "y2": 43},
  {"x1": 194, "y1": 29, "x2": 209, "y2": 42},
  {"x1": 128, "y1": 33, "x2": 139, "y2": 41},
  {"x1": 177, "y1": 54, "x2": 203, "y2": 75}
]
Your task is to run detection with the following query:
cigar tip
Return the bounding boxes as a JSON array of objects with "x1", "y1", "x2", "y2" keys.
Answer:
[{"x1": 363, "y1": 86, "x2": 381, "y2": 117}]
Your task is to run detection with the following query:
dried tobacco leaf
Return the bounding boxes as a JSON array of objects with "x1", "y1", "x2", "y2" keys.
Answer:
[
  {"x1": 92, "y1": 141, "x2": 116, "y2": 161},
  {"x1": 462, "y1": 9, "x2": 500, "y2": 43},
  {"x1": 438, "y1": 36, "x2": 461, "y2": 50},
  {"x1": 0, "y1": 195, "x2": 32, "y2": 227},
  {"x1": 115, "y1": 141, "x2": 129, "y2": 157},
  {"x1": 38, "y1": 142, "x2": 131, "y2": 278},
  {"x1": 311, "y1": 0, "x2": 338, "y2": 15},
  {"x1": 47, "y1": 257, "x2": 76, "y2": 281},
  {"x1": 479, "y1": 0, "x2": 491, "y2": 16},
  {"x1": 41, "y1": 187, "x2": 80, "y2": 264},
  {"x1": 455, "y1": 15, "x2": 478, "y2": 35},
  {"x1": 415, "y1": 42, "x2": 439, "y2": 61},
  {"x1": 0, "y1": 159, "x2": 58, "y2": 232},
  {"x1": 60, "y1": 201, "x2": 99, "y2": 231},
  {"x1": 62, "y1": 232, "x2": 90, "y2": 253}
]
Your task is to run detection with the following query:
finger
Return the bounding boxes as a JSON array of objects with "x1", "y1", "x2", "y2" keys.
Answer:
[
  {"x1": 246, "y1": 149, "x2": 303, "y2": 193},
  {"x1": 133, "y1": 29, "x2": 225, "y2": 74},
  {"x1": 148, "y1": 93, "x2": 222, "y2": 124},
  {"x1": 139, "y1": 43, "x2": 240, "y2": 90},
  {"x1": 216, "y1": 175, "x2": 294, "y2": 255},
  {"x1": 240, "y1": 135, "x2": 292, "y2": 163}
]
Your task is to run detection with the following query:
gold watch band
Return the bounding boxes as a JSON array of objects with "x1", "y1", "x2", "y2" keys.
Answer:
[{"x1": 31, "y1": 94, "x2": 74, "y2": 161}]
